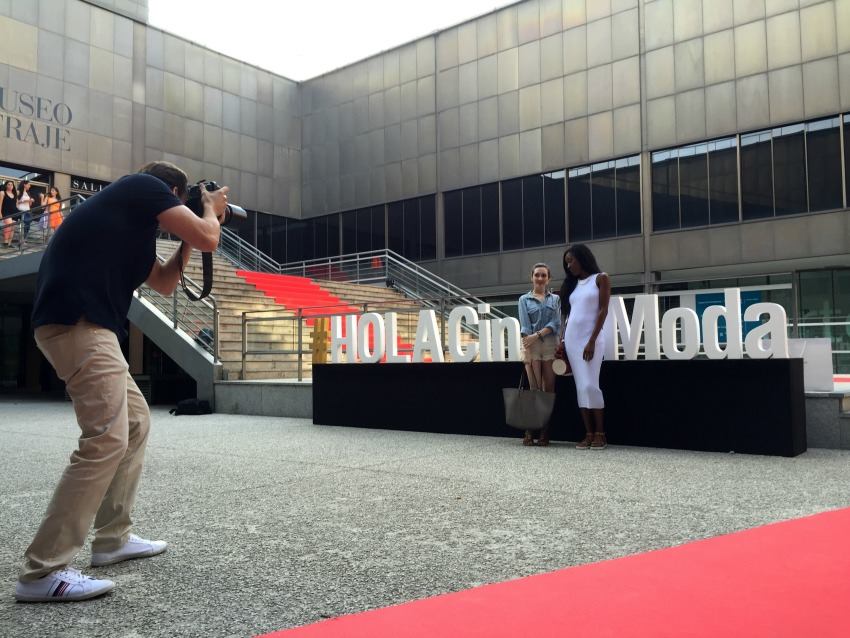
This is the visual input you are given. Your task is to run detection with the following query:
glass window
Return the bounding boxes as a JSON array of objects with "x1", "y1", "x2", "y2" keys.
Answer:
[
  {"x1": 481, "y1": 183, "x2": 500, "y2": 253},
  {"x1": 238, "y1": 209, "x2": 257, "y2": 246},
  {"x1": 806, "y1": 118, "x2": 842, "y2": 213},
  {"x1": 834, "y1": 269, "x2": 850, "y2": 321},
  {"x1": 387, "y1": 202, "x2": 404, "y2": 254},
  {"x1": 444, "y1": 190, "x2": 463, "y2": 258},
  {"x1": 356, "y1": 208, "x2": 371, "y2": 252},
  {"x1": 287, "y1": 219, "x2": 307, "y2": 262},
  {"x1": 708, "y1": 138, "x2": 738, "y2": 224},
  {"x1": 591, "y1": 161, "x2": 616, "y2": 238},
  {"x1": 741, "y1": 130, "x2": 773, "y2": 220},
  {"x1": 845, "y1": 115, "x2": 850, "y2": 206},
  {"x1": 543, "y1": 171, "x2": 566, "y2": 245},
  {"x1": 521, "y1": 176, "x2": 544, "y2": 248},
  {"x1": 341, "y1": 210, "x2": 357, "y2": 253},
  {"x1": 615, "y1": 158, "x2": 641, "y2": 236},
  {"x1": 463, "y1": 187, "x2": 482, "y2": 255},
  {"x1": 501, "y1": 178, "x2": 523, "y2": 250},
  {"x1": 678, "y1": 144, "x2": 709, "y2": 228},
  {"x1": 651, "y1": 151, "x2": 679, "y2": 230},
  {"x1": 772, "y1": 123, "x2": 806, "y2": 216},
  {"x1": 420, "y1": 195, "x2": 436, "y2": 260},
  {"x1": 799, "y1": 270, "x2": 832, "y2": 319},
  {"x1": 327, "y1": 214, "x2": 340, "y2": 256},
  {"x1": 256, "y1": 212, "x2": 274, "y2": 260},
  {"x1": 568, "y1": 166, "x2": 592, "y2": 241},
  {"x1": 313, "y1": 216, "x2": 328, "y2": 259},
  {"x1": 375, "y1": 205, "x2": 386, "y2": 250},
  {"x1": 403, "y1": 199, "x2": 419, "y2": 260}
]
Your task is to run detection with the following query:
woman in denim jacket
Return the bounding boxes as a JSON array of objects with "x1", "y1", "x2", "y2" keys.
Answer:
[{"x1": 517, "y1": 262, "x2": 561, "y2": 446}]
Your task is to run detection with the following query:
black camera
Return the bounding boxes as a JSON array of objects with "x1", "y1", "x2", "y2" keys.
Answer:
[{"x1": 185, "y1": 180, "x2": 247, "y2": 226}]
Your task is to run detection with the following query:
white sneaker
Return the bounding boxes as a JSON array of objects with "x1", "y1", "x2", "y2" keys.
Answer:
[
  {"x1": 15, "y1": 568, "x2": 115, "y2": 602},
  {"x1": 91, "y1": 534, "x2": 168, "y2": 567}
]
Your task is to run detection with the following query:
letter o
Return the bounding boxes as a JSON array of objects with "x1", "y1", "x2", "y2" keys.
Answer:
[
  {"x1": 53, "y1": 103, "x2": 72, "y2": 126},
  {"x1": 661, "y1": 307, "x2": 701, "y2": 360},
  {"x1": 357, "y1": 313, "x2": 385, "y2": 363}
]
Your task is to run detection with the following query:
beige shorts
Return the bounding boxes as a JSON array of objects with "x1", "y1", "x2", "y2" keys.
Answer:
[{"x1": 522, "y1": 333, "x2": 558, "y2": 363}]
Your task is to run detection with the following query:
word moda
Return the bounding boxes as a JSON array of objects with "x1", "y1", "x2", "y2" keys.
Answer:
[{"x1": 329, "y1": 288, "x2": 789, "y2": 364}]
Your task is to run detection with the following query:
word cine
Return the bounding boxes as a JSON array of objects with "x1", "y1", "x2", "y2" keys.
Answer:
[{"x1": 329, "y1": 288, "x2": 789, "y2": 363}]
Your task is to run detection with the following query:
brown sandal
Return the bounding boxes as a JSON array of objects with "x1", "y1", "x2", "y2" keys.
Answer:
[
  {"x1": 537, "y1": 429, "x2": 550, "y2": 447},
  {"x1": 576, "y1": 433, "x2": 593, "y2": 449},
  {"x1": 523, "y1": 430, "x2": 535, "y2": 446},
  {"x1": 590, "y1": 432, "x2": 607, "y2": 449}
]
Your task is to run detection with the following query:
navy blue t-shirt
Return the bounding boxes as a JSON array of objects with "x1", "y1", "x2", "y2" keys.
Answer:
[{"x1": 32, "y1": 173, "x2": 182, "y2": 339}]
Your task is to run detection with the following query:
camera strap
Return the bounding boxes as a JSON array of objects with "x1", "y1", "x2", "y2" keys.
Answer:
[{"x1": 178, "y1": 242, "x2": 213, "y2": 301}]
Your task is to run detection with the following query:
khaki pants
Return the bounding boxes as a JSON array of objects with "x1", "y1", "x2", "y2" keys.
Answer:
[{"x1": 20, "y1": 320, "x2": 151, "y2": 581}]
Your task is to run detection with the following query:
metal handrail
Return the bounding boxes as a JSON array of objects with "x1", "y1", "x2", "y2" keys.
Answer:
[
  {"x1": 1, "y1": 195, "x2": 86, "y2": 256},
  {"x1": 215, "y1": 227, "x2": 507, "y2": 320},
  {"x1": 240, "y1": 295, "x2": 504, "y2": 380},
  {"x1": 137, "y1": 247, "x2": 220, "y2": 361}
]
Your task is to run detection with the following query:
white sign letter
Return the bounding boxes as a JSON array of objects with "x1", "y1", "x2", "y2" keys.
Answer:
[
  {"x1": 448, "y1": 306, "x2": 479, "y2": 363},
  {"x1": 413, "y1": 310, "x2": 445, "y2": 363},
  {"x1": 384, "y1": 312, "x2": 412, "y2": 363},
  {"x1": 702, "y1": 288, "x2": 744, "y2": 360},
  {"x1": 490, "y1": 317, "x2": 522, "y2": 362},
  {"x1": 357, "y1": 313, "x2": 385, "y2": 363},
  {"x1": 744, "y1": 303, "x2": 789, "y2": 359},
  {"x1": 661, "y1": 307, "x2": 701, "y2": 360},
  {"x1": 608, "y1": 294, "x2": 660, "y2": 360},
  {"x1": 330, "y1": 314, "x2": 358, "y2": 363}
]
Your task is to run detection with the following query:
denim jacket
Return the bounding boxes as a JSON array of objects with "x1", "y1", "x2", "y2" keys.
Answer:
[{"x1": 518, "y1": 290, "x2": 561, "y2": 337}]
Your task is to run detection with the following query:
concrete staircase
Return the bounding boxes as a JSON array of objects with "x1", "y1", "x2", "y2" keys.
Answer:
[{"x1": 157, "y1": 239, "x2": 418, "y2": 380}]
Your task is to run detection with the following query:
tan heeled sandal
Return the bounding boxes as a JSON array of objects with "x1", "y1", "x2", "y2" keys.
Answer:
[{"x1": 576, "y1": 433, "x2": 593, "y2": 449}]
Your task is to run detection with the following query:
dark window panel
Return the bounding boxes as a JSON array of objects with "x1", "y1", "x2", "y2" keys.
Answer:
[
  {"x1": 616, "y1": 163, "x2": 641, "y2": 236},
  {"x1": 257, "y1": 212, "x2": 275, "y2": 260},
  {"x1": 420, "y1": 195, "x2": 436, "y2": 260},
  {"x1": 356, "y1": 208, "x2": 371, "y2": 252},
  {"x1": 772, "y1": 125, "x2": 806, "y2": 216},
  {"x1": 741, "y1": 132, "x2": 773, "y2": 220},
  {"x1": 444, "y1": 190, "x2": 463, "y2": 258},
  {"x1": 502, "y1": 178, "x2": 523, "y2": 250},
  {"x1": 806, "y1": 118, "x2": 843, "y2": 213},
  {"x1": 314, "y1": 217, "x2": 328, "y2": 259},
  {"x1": 799, "y1": 270, "x2": 833, "y2": 318},
  {"x1": 372, "y1": 205, "x2": 386, "y2": 250},
  {"x1": 679, "y1": 149, "x2": 709, "y2": 228},
  {"x1": 387, "y1": 202, "x2": 404, "y2": 255},
  {"x1": 481, "y1": 182, "x2": 500, "y2": 253},
  {"x1": 327, "y1": 214, "x2": 340, "y2": 256},
  {"x1": 522, "y1": 176, "x2": 545, "y2": 248},
  {"x1": 568, "y1": 169, "x2": 592, "y2": 240},
  {"x1": 238, "y1": 209, "x2": 257, "y2": 246},
  {"x1": 403, "y1": 198, "x2": 420, "y2": 260},
  {"x1": 591, "y1": 163, "x2": 616, "y2": 239},
  {"x1": 463, "y1": 187, "x2": 482, "y2": 255},
  {"x1": 651, "y1": 153, "x2": 679, "y2": 230},
  {"x1": 845, "y1": 117, "x2": 850, "y2": 206},
  {"x1": 708, "y1": 141, "x2": 739, "y2": 224},
  {"x1": 287, "y1": 219, "x2": 306, "y2": 262},
  {"x1": 341, "y1": 210, "x2": 357, "y2": 254},
  {"x1": 543, "y1": 171, "x2": 566, "y2": 245}
]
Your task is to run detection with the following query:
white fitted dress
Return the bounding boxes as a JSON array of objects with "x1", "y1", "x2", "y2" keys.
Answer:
[{"x1": 563, "y1": 273, "x2": 606, "y2": 409}]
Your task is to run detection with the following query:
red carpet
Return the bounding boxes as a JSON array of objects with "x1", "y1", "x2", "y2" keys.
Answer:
[{"x1": 261, "y1": 507, "x2": 850, "y2": 637}]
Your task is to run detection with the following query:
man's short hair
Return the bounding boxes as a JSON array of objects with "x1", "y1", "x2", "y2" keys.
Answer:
[{"x1": 138, "y1": 161, "x2": 189, "y2": 198}]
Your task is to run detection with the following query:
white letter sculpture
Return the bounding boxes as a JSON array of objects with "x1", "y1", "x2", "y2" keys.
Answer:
[
  {"x1": 330, "y1": 314, "x2": 358, "y2": 363},
  {"x1": 661, "y1": 307, "x2": 701, "y2": 360},
  {"x1": 384, "y1": 312, "x2": 412, "y2": 363},
  {"x1": 448, "y1": 306, "x2": 479, "y2": 363},
  {"x1": 608, "y1": 294, "x2": 661, "y2": 360},
  {"x1": 702, "y1": 288, "x2": 744, "y2": 359},
  {"x1": 744, "y1": 303, "x2": 789, "y2": 358},
  {"x1": 413, "y1": 310, "x2": 445, "y2": 363},
  {"x1": 357, "y1": 313, "x2": 385, "y2": 363}
]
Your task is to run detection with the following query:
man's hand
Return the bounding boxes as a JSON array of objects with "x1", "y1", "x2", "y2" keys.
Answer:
[{"x1": 200, "y1": 184, "x2": 229, "y2": 223}]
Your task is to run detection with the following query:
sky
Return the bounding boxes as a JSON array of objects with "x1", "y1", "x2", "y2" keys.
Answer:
[{"x1": 147, "y1": 0, "x2": 517, "y2": 81}]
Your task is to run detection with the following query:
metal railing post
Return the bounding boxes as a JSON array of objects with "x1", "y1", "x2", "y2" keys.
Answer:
[
  {"x1": 297, "y1": 309, "x2": 303, "y2": 382},
  {"x1": 241, "y1": 312, "x2": 248, "y2": 380},
  {"x1": 171, "y1": 291, "x2": 178, "y2": 328}
]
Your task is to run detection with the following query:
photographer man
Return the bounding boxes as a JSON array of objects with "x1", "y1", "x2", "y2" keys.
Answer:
[{"x1": 15, "y1": 161, "x2": 228, "y2": 602}]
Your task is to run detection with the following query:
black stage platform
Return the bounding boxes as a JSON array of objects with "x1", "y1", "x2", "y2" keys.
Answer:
[{"x1": 313, "y1": 359, "x2": 806, "y2": 457}]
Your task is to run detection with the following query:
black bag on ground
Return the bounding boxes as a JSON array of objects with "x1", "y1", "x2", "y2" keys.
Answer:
[{"x1": 169, "y1": 399, "x2": 212, "y2": 415}]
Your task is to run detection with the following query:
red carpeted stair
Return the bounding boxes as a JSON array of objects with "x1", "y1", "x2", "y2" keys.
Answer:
[{"x1": 236, "y1": 271, "x2": 412, "y2": 357}]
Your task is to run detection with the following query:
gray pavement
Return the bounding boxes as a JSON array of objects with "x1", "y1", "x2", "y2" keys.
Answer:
[{"x1": 1, "y1": 397, "x2": 850, "y2": 638}]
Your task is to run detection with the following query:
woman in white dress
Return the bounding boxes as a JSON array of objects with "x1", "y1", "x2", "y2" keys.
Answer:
[{"x1": 559, "y1": 244, "x2": 611, "y2": 449}]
